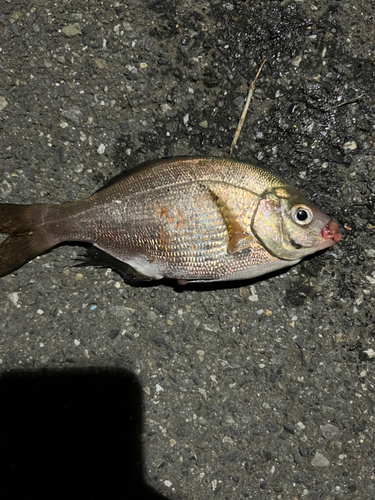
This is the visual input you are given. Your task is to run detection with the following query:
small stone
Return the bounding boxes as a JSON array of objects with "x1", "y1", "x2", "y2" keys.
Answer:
[
  {"x1": 365, "y1": 276, "x2": 375, "y2": 285},
  {"x1": 336, "y1": 333, "x2": 347, "y2": 342},
  {"x1": 248, "y1": 286, "x2": 258, "y2": 302},
  {"x1": 125, "y1": 64, "x2": 137, "y2": 74},
  {"x1": 233, "y1": 96, "x2": 245, "y2": 107},
  {"x1": 364, "y1": 348, "x2": 375, "y2": 359},
  {"x1": 109, "y1": 329, "x2": 120, "y2": 340},
  {"x1": 320, "y1": 423, "x2": 341, "y2": 440},
  {"x1": 199, "y1": 120, "x2": 208, "y2": 128},
  {"x1": 292, "y1": 447, "x2": 302, "y2": 465},
  {"x1": 311, "y1": 451, "x2": 330, "y2": 467},
  {"x1": 163, "y1": 480, "x2": 172, "y2": 488},
  {"x1": 203, "y1": 323, "x2": 219, "y2": 333},
  {"x1": 95, "y1": 58, "x2": 107, "y2": 69},
  {"x1": 146, "y1": 311, "x2": 157, "y2": 322},
  {"x1": 61, "y1": 106, "x2": 82, "y2": 124},
  {"x1": 292, "y1": 55, "x2": 302, "y2": 68},
  {"x1": 0, "y1": 96, "x2": 8, "y2": 111},
  {"x1": 8, "y1": 292, "x2": 19, "y2": 306},
  {"x1": 62, "y1": 23, "x2": 82, "y2": 38},
  {"x1": 198, "y1": 388, "x2": 207, "y2": 399},
  {"x1": 139, "y1": 62, "x2": 147, "y2": 69},
  {"x1": 343, "y1": 141, "x2": 357, "y2": 151},
  {"x1": 270, "y1": 356, "x2": 283, "y2": 366},
  {"x1": 97, "y1": 143, "x2": 106, "y2": 154},
  {"x1": 222, "y1": 436, "x2": 234, "y2": 445},
  {"x1": 74, "y1": 273, "x2": 83, "y2": 281},
  {"x1": 160, "y1": 103, "x2": 171, "y2": 112},
  {"x1": 114, "y1": 24, "x2": 122, "y2": 35},
  {"x1": 0, "y1": 179, "x2": 12, "y2": 198},
  {"x1": 197, "y1": 416, "x2": 208, "y2": 426}
]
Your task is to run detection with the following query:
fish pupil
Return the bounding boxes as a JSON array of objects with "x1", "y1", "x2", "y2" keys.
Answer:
[{"x1": 296, "y1": 209, "x2": 308, "y2": 221}]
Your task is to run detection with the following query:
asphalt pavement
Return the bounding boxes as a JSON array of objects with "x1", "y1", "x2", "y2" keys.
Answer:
[{"x1": 0, "y1": 1, "x2": 374, "y2": 498}]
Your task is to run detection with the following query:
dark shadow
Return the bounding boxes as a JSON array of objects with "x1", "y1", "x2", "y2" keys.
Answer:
[{"x1": 0, "y1": 369, "x2": 169, "y2": 499}]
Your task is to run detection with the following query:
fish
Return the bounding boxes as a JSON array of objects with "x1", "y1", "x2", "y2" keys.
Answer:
[{"x1": 0, "y1": 157, "x2": 341, "y2": 285}]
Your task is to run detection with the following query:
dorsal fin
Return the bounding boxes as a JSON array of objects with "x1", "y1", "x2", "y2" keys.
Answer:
[{"x1": 95, "y1": 156, "x2": 208, "y2": 193}]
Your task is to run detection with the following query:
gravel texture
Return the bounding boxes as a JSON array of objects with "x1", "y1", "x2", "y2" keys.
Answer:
[{"x1": 0, "y1": 1, "x2": 374, "y2": 498}]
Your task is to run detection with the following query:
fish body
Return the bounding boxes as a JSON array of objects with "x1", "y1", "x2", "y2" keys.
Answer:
[{"x1": 0, "y1": 157, "x2": 341, "y2": 283}]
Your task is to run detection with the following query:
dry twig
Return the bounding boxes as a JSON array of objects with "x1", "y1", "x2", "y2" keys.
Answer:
[
  {"x1": 229, "y1": 58, "x2": 267, "y2": 156},
  {"x1": 325, "y1": 94, "x2": 364, "y2": 111}
]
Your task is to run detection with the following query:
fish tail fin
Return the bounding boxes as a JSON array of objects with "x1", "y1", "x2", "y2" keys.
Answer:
[{"x1": 0, "y1": 203, "x2": 59, "y2": 277}]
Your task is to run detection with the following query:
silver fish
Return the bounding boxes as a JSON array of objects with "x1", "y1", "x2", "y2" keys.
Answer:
[{"x1": 0, "y1": 157, "x2": 341, "y2": 284}]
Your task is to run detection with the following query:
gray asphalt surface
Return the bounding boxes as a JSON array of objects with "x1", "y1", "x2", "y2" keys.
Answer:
[{"x1": 0, "y1": 1, "x2": 374, "y2": 499}]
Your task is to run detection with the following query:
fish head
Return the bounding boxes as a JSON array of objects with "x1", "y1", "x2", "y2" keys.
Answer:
[{"x1": 252, "y1": 185, "x2": 341, "y2": 261}]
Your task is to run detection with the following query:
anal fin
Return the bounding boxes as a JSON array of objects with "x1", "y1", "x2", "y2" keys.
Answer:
[{"x1": 75, "y1": 246, "x2": 154, "y2": 283}]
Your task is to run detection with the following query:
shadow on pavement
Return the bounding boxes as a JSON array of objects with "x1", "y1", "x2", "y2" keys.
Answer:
[{"x1": 0, "y1": 368, "x2": 169, "y2": 499}]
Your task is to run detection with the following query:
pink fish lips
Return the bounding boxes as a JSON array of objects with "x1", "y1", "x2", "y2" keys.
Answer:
[{"x1": 321, "y1": 220, "x2": 342, "y2": 244}]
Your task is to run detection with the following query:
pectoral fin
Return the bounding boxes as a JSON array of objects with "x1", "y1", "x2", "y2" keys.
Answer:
[{"x1": 206, "y1": 188, "x2": 249, "y2": 255}]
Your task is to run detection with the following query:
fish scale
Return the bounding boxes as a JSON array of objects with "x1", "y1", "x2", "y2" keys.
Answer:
[{"x1": 88, "y1": 179, "x2": 266, "y2": 280}]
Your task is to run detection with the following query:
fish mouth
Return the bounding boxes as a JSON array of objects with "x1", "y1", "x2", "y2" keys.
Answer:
[{"x1": 318, "y1": 220, "x2": 342, "y2": 249}]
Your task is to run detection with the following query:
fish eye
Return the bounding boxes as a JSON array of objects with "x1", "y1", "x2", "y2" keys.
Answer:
[{"x1": 291, "y1": 204, "x2": 313, "y2": 225}]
